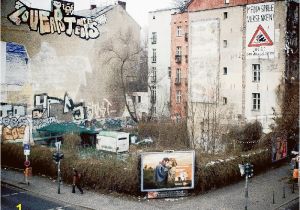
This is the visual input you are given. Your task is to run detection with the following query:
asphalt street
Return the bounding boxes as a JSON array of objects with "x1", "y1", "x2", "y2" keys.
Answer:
[{"x1": 1, "y1": 184, "x2": 81, "y2": 210}]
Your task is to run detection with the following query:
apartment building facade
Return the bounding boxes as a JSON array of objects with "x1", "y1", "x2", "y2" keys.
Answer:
[
  {"x1": 185, "y1": 0, "x2": 298, "y2": 149},
  {"x1": 170, "y1": 12, "x2": 189, "y2": 122},
  {"x1": 148, "y1": 8, "x2": 178, "y2": 118}
]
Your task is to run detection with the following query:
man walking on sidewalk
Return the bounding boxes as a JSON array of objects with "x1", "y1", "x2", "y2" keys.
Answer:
[{"x1": 72, "y1": 168, "x2": 83, "y2": 194}]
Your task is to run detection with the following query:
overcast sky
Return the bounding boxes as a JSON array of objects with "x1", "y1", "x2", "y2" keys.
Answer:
[{"x1": 24, "y1": 0, "x2": 174, "y2": 28}]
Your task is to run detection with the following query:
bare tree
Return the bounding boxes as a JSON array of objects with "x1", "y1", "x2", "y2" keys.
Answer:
[
  {"x1": 172, "y1": 0, "x2": 190, "y2": 12},
  {"x1": 101, "y1": 29, "x2": 142, "y2": 123}
]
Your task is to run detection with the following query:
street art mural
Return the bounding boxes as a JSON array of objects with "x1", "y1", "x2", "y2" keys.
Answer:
[
  {"x1": 8, "y1": 0, "x2": 107, "y2": 40},
  {"x1": 32, "y1": 93, "x2": 87, "y2": 126},
  {"x1": 1, "y1": 42, "x2": 30, "y2": 102},
  {"x1": 0, "y1": 115, "x2": 29, "y2": 141}
]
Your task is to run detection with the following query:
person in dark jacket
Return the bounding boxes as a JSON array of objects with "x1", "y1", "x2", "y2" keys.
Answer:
[
  {"x1": 72, "y1": 168, "x2": 83, "y2": 194},
  {"x1": 154, "y1": 157, "x2": 169, "y2": 188}
]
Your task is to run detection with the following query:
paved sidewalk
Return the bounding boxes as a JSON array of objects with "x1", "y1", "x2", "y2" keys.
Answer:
[{"x1": 1, "y1": 164, "x2": 299, "y2": 210}]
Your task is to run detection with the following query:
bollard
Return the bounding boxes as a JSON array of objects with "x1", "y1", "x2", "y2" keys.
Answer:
[
  {"x1": 282, "y1": 186, "x2": 285, "y2": 199},
  {"x1": 272, "y1": 191, "x2": 275, "y2": 204}
]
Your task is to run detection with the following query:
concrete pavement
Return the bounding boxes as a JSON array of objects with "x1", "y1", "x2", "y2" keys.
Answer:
[{"x1": 1, "y1": 164, "x2": 299, "y2": 210}]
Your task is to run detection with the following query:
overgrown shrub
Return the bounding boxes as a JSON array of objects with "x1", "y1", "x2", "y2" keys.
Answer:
[
  {"x1": 2, "y1": 143, "x2": 273, "y2": 195},
  {"x1": 137, "y1": 121, "x2": 189, "y2": 149},
  {"x1": 62, "y1": 133, "x2": 81, "y2": 152},
  {"x1": 223, "y1": 121, "x2": 263, "y2": 152}
]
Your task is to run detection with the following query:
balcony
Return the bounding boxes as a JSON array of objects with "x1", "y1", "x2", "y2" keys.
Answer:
[
  {"x1": 175, "y1": 55, "x2": 182, "y2": 63},
  {"x1": 185, "y1": 33, "x2": 188, "y2": 41},
  {"x1": 175, "y1": 78, "x2": 181, "y2": 85}
]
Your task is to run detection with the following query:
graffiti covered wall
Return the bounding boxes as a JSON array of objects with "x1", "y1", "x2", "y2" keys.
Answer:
[{"x1": 8, "y1": 0, "x2": 106, "y2": 40}]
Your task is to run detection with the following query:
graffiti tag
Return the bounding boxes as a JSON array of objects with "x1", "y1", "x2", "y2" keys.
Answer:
[{"x1": 8, "y1": 0, "x2": 105, "y2": 40}]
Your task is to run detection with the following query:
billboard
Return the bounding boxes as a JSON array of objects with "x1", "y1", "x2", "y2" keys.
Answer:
[
  {"x1": 246, "y1": 2, "x2": 275, "y2": 59},
  {"x1": 272, "y1": 133, "x2": 287, "y2": 162},
  {"x1": 141, "y1": 151, "x2": 195, "y2": 192}
]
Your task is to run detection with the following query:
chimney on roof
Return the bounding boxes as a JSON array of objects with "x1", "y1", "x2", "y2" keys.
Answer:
[
  {"x1": 90, "y1": 4, "x2": 96, "y2": 10},
  {"x1": 118, "y1": 1, "x2": 126, "y2": 10}
]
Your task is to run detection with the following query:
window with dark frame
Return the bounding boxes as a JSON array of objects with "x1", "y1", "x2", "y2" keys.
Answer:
[
  {"x1": 252, "y1": 64, "x2": 260, "y2": 82},
  {"x1": 252, "y1": 93, "x2": 260, "y2": 111},
  {"x1": 151, "y1": 32, "x2": 157, "y2": 44},
  {"x1": 138, "y1": 96, "x2": 141, "y2": 103},
  {"x1": 223, "y1": 67, "x2": 228, "y2": 75},
  {"x1": 224, "y1": 12, "x2": 228, "y2": 19},
  {"x1": 152, "y1": 49, "x2": 156, "y2": 63},
  {"x1": 176, "y1": 68, "x2": 181, "y2": 83},
  {"x1": 223, "y1": 97, "x2": 227, "y2": 105}
]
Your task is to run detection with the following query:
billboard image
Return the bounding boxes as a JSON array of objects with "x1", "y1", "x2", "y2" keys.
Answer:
[
  {"x1": 141, "y1": 151, "x2": 195, "y2": 192},
  {"x1": 272, "y1": 133, "x2": 287, "y2": 162}
]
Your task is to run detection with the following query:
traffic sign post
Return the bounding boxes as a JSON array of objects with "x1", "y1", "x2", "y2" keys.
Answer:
[
  {"x1": 238, "y1": 163, "x2": 254, "y2": 210},
  {"x1": 23, "y1": 144, "x2": 31, "y2": 185}
]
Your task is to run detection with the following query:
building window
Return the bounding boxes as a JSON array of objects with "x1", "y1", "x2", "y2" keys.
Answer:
[
  {"x1": 252, "y1": 93, "x2": 260, "y2": 111},
  {"x1": 223, "y1": 40, "x2": 228, "y2": 48},
  {"x1": 40, "y1": 97, "x2": 44, "y2": 104},
  {"x1": 223, "y1": 67, "x2": 228, "y2": 75},
  {"x1": 168, "y1": 67, "x2": 171, "y2": 78},
  {"x1": 138, "y1": 96, "x2": 141, "y2": 103},
  {"x1": 224, "y1": 12, "x2": 228, "y2": 19},
  {"x1": 153, "y1": 15, "x2": 155, "y2": 19},
  {"x1": 151, "y1": 86, "x2": 156, "y2": 103},
  {"x1": 224, "y1": 0, "x2": 230, "y2": 4},
  {"x1": 15, "y1": 109, "x2": 17, "y2": 114},
  {"x1": 176, "y1": 26, "x2": 182, "y2": 37},
  {"x1": 176, "y1": 113, "x2": 181, "y2": 123},
  {"x1": 176, "y1": 68, "x2": 181, "y2": 83},
  {"x1": 151, "y1": 32, "x2": 157, "y2": 44},
  {"x1": 176, "y1": 46, "x2": 182, "y2": 56},
  {"x1": 152, "y1": 49, "x2": 156, "y2": 63},
  {"x1": 223, "y1": 97, "x2": 227, "y2": 105},
  {"x1": 132, "y1": 96, "x2": 136, "y2": 103},
  {"x1": 176, "y1": 90, "x2": 182, "y2": 103},
  {"x1": 152, "y1": 67, "x2": 157, "y2": 82},
  {"x1": 252, "y1": 64, "x2": 260, "y2": 82}
]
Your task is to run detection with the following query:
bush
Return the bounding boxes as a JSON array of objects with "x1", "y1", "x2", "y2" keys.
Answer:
[
  {"x1": 62, "y1": 133, "x2": 81, "y2": 152},
  {"x1": 137, "y1": 121, "x2": 189, "y2": 149},
  {"x1": 223, "y1": 121, "x2": 263, "y2": 152},
  {"x1": 2, "y1": 143, "x2": 273, "y2": 196}
]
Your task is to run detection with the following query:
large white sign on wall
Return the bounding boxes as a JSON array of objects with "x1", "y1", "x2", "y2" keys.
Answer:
[
  {"x1": 246, "y1": 2, "x2": 275, "y2": 59},
  {"x1": 189, "y1": 19, "x2": 219, "y2": 103}
]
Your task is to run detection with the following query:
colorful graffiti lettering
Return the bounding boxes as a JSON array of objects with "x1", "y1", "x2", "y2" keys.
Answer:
[
  {"x1": 0, "y1": 116, "x2": 29, "y2": 141},
  {"x1": 8, "y1": 0, "x2": 105, "y2": 40},
  {"x1": 2, "y1": 126, "x2": 26, "y2": 141}
]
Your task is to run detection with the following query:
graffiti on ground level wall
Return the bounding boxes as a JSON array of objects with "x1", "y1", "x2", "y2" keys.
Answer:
[
  {"x1": 0, "y1": 116, "x2": 29, "y2": 141},
  {"x1": 8, "y1": 0, "x2": 107, "y2": 40}
]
